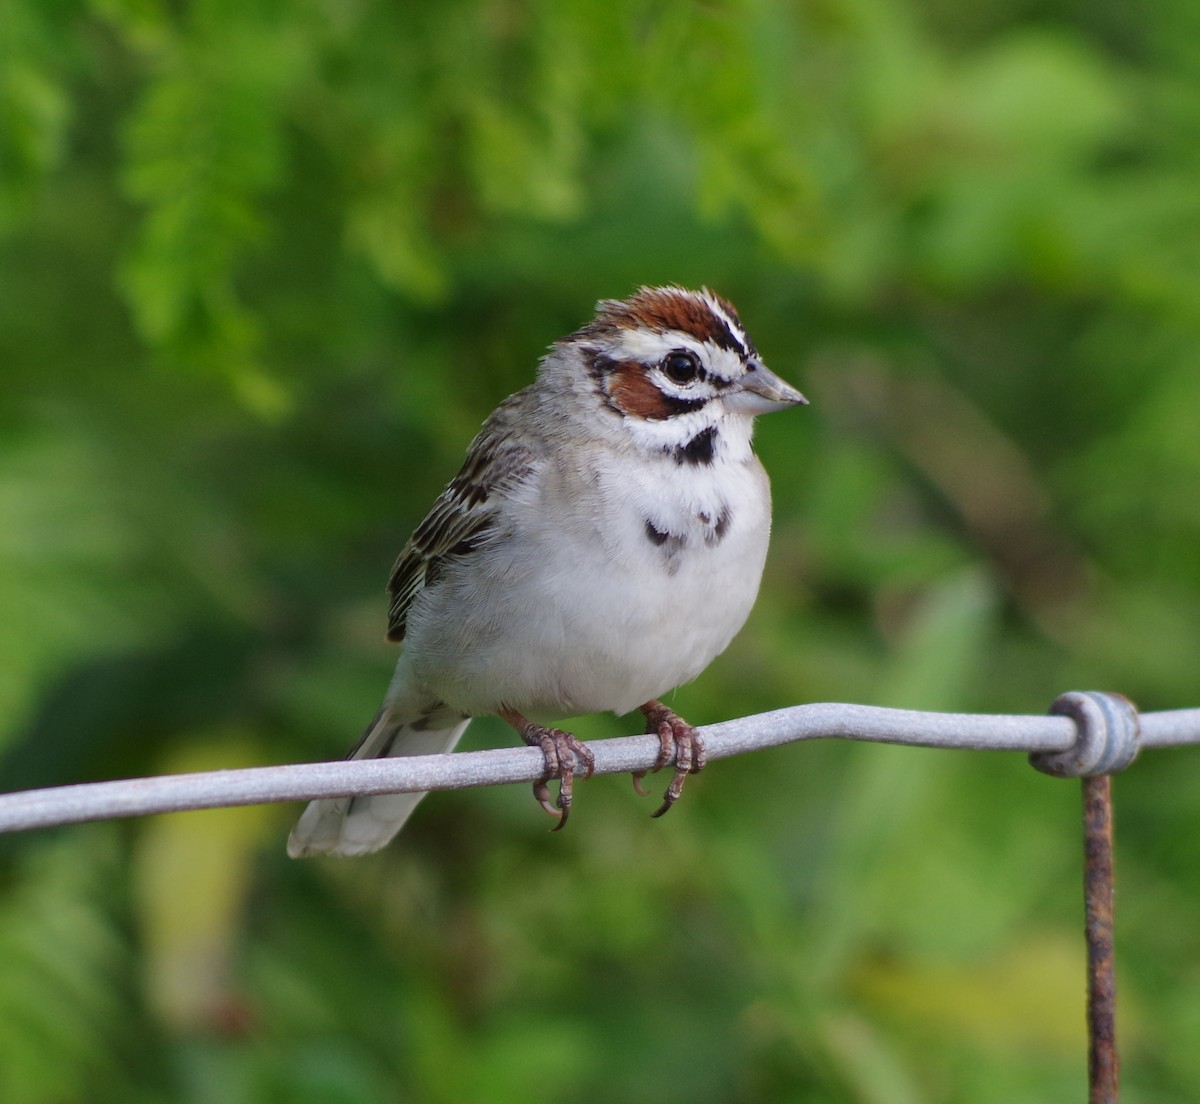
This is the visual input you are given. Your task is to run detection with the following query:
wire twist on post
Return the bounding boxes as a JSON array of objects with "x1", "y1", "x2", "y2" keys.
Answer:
[{"x1": 1031, "y1": 691, "x2": 1142, "y2": 779}]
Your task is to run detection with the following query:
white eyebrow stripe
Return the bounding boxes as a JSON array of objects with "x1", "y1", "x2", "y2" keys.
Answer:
[{"x1": 606, "y1": 328, "x2": 705, "y2": 361}]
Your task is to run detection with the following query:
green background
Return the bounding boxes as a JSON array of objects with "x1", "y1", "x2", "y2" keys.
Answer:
[{"x1": 3, "y1": 1, "x2": 1199, "y2": 1100}]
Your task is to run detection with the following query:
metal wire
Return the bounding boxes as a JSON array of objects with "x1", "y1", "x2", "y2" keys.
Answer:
[{"x1": 0, "y1": 699, "x2": 1197, "y2": 835}]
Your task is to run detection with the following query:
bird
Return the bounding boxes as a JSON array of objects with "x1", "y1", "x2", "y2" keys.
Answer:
[{"x1": 288, "y1": 285, "x2": 806, "y2": 857}]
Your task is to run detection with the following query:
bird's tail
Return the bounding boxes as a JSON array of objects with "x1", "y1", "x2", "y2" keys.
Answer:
[{"x1": 287, "y1": 708, "x2": 470, "y2": 858}]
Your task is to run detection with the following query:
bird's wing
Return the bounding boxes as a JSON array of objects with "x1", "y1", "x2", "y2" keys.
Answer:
[{"x1": 385, "y1": 409, "x2": 538, "y2": 643}]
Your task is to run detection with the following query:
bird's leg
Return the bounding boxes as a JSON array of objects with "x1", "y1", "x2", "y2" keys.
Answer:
[
  {"x1": 498, "y1": 707, "x2": 596, "y2": 831},
  {"x1": 634, "y1": 700, "x2": 707, "y2": 817}
]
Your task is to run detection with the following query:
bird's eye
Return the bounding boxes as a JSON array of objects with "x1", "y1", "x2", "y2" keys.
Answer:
[{"x1": 662, "y1": 350, "x2": 701, "y2": 385}]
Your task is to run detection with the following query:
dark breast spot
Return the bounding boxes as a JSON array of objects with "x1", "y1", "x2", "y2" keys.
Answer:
[
  {"x1": 704, "y1": 506, "x2": 732, "y2": 547},
  {"x1": 674, "y1": 425, "x2": 718, "y2": 466},
  {"x1": 645, "y1": 519, "x2": 670, "y2": 546},
  {"x1": 644, "y1": 518, "x2": 687, "y2": 574}
]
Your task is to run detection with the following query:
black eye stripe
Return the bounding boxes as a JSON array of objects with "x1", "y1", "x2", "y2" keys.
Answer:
[
  {"x1": 660, "y1": 346, "x2": 752, "y2": 393},
  {"x1": 658, "y1": 348, "x2": 744, "y2": 390},
  {"x1": 659, "y1": 393, "x2": 709, "y2": 415},
  {"x1": 587, "y1": 347, "x2": 741, "y2": 419}
]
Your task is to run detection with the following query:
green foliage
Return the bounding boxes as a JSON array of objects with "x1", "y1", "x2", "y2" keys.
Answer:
[
  {"x1": 2, "y1": 0, "x2": 1200, "y2": 1100},
  {"x1": 0, "y1": 832, "x2": 134, "y2": 1104}
]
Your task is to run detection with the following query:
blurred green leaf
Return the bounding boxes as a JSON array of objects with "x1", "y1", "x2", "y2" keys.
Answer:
[
  {"x1": 133, "y1": 733, "x2": 279, "y2": 1032},
  {"x1": 0, "y1": 834, "x2": 131, "y2": 1104}
]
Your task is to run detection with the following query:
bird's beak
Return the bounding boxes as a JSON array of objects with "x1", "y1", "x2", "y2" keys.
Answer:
[{"x1": 725, "y1": 360, "x2": 808, "y2": 414}]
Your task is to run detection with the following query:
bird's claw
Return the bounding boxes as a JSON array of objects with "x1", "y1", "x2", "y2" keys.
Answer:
[
  {"x1": 637, "y1": 701, "x2": 706, "y2": 817},
  {"x1": 521, "y1": 723, "x2": 595, "y2": 831}
]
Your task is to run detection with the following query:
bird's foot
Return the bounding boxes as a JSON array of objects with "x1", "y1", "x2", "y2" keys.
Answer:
[
  {"x1": 500, "y1": 708, "x2": 595, "y2": 831},
  {"x1": 632, "y1": 700, "x2": 706, "y2": 817}
]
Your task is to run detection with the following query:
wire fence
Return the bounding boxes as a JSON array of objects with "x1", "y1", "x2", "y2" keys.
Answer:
[
  {"x1": 1, "y1": 694, "x2": 1197, "y2": 835},
  {"x1": 2, "y1": 691, "x2": 1198, "y2": 1104}
]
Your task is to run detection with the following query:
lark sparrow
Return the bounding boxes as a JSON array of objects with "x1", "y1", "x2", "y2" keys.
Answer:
[{"x1": 288, "y1": 286, "x2": 806, "y2": 857}]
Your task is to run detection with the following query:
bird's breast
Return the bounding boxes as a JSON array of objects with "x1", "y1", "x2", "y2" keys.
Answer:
[{"x1": 405, "y1": 450, "x2": 773, "y2": 719}]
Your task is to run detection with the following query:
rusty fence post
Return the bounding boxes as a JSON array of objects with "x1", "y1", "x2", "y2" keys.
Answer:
[
  {"x1": 1031, "y1": 691, "x2": 1141, "y2": 1104},
  {"x1": 1083, "y1": 774, "x2": 1118, "y2": 1103}
]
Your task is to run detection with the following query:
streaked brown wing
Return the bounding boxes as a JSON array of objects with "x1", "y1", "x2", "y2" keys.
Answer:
[{"x1": 385, "y1": 413, "x2": 537, "y2": 643}]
